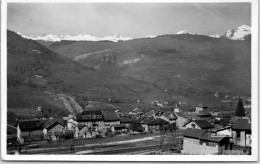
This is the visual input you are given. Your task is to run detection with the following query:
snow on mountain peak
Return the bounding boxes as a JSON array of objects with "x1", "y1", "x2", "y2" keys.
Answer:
[
  {"x1": 17, "y1": 32, "x2": 133, "y2": 42},
  {"x1": 176, "y1": 30, "x2": 196, "y2": 35},
  {"x1": 209, "y1": 34, "x2": 220, "y2": 38},
  {"x1": 223, "y1": 25, "x2": 251, "y2": 40},
  {"x1": 144, "y1": 35, "x2": 157, "y2": 39}
]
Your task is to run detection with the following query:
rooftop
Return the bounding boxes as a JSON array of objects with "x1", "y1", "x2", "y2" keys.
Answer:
[
  {"x1": 102, "y1": 110, "x2": 120, "y2": 121},
  {"x1": 76, "y1": 110, "x2": 104, "y2": 122},
  {"x1": 183, "y1": 128, "x2": 227, "y2": 143},
  {"x1": 193, "y1": 120, "x2": 214, "y2": 129},
  {"x1": 232, "y1": 118, "x2": 251, "y2": 131}
]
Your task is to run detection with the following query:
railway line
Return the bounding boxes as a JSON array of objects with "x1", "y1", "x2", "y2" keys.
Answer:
[{"x1": 79, "y1": 144, "x2": 163, "y2": 155}]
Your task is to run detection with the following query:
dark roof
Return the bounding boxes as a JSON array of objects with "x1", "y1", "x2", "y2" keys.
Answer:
[
  {"x1": 143, "y1": 117, "x2": 169, "y2": 126},
  {"x1": 18, "y1": 119, "x2": 48, "y2": 131},
  {"x1": 44, "y1": 119, "x2": 65, "y2": 130},
  {"x1": 183, "y1": 128, "x2": 206, "y2": 139},
  {"x1": 114, "y1": 124, "x2": 126, "y2": 128},
  {"x1": 78, "y1": 124, "x2": 87, "y2": 130},
  {"x1": 183, "y1": 128, "x2": 227, "y2": 143},
  {"x1": 120, "y1": 117, "x2": 132, "y2": 123},
  {"x1": 76, "y1": 110, "x2": 104, "y2": 122},
  {"x1": 200, "y1": 131, "x2": 227, "y2": 142},
  {"x1": 197, "y1": 112, "x2": 211, "y2": 117},
  {"x1": 208, "y1": 126, "x2": 231, "y2": 133},
  {"x1": 232, "y1": 118, "x2": 251, "y2": 131},
  {"x1": 193, "y1": 120, "x2": 214, "y2": 129},
  {"x1": 102, "y1": 111, "x2": 120, "y2": 121}
]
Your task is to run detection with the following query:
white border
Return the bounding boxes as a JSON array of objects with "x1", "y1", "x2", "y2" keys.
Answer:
[{"x1": 1, "y1": 0, "x2": 258, "y2": 161}]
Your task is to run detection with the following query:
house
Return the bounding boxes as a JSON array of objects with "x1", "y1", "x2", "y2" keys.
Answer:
[
  {"x1": 42, "y1": 119, "x2": 66, "y2": 140},
  {"x1": 231, "y1": 118, "x2": 251, "y2": 150},
  {"x1": 77, "y1": 124, "x2": 89, "y2": 138},
  {"x1": 102, "y1": 110, "x2": 121, "y2": 130},
  {"x1": 208, "y1": 126, "x2": 232, "y2": 137},
  {"x1": 76, "y1": 110, "x2": 105, "y2": 132},
  {"x1": 145, "y1": 110, "x2": 156, "y2": 117},
  {"x1": 175, "y1": 113, "x2": 190, "y2": 130},
  {"x1": 197, "y1": 111, "x2": 212, "y2": 120},
  {"x1": 157, "y1": 112, "x2": 178, "y2": 124},
  {"x1": 120, "y1": 116, "x2": 132, "y2": 128},
  {"x1": 113, "y1": 124, "x2": 128, "y2": 132},
  {"x1": 16, "y1": 119, "x2": 48, "y2": 143},
  {"x1": 183, "y1": 119, "x2": 214, "y2": 130},
  {"x1": 181, "y1": 128, "x2": 231, "y2": 155},
  {"x1": 63, "y1": 117, "x2": 78, "y2": 130},
  {"x1": 195, "y1": 104, "x2": 208, "y2": 114},
  {"x1": 142, "y1": 117, "x2": 169, "y2": 133}
]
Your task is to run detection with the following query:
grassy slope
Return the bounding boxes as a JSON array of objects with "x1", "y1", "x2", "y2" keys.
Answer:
[
  {"x1": 7, "y1": 31, "x2": 169, "y2": 114},
  {"x1": 41, "y1": 34, "x2": 251, "y2": 106}
]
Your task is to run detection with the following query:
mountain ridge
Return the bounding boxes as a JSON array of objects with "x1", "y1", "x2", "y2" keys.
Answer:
[{"x1": 15, "y1": 25, "x2": 251, "y2": 42}]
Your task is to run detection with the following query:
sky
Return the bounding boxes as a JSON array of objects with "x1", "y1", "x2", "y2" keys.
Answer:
[{"x1": 7, "y1": 3, "x2": 251, "y2": 37}]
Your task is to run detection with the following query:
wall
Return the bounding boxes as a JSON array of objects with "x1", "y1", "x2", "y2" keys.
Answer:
[
  {"x1": 195, "y1": 107, "x2": 203, "y2": 114},
  {"x1": 181, "y1": 137, "x2": 219, "y2": 155},
  {"x1": 176, "y1": 116, "x2": 190, "y2": 129},
  {"x1": 104, "y1": 120, "x2": 120, "y2": 128},
  {"x1": 184, "y1": 122, "x2": 201, "y2": 129},
  {"x1": 217, "y1": 128, "x2": 232, "y2": 137},
  {"x1": 48, "y1": 124, "x2": 64, "y2": 136},
  {"x1": 78, "y1": 126, "x2": 88, "y2": 138},
  {"x1": 82, "y1": 120, "x2": 105, "y2": 131},
  {"x1": 232, "y1": 130, "x2": 251, "y2": 147}
]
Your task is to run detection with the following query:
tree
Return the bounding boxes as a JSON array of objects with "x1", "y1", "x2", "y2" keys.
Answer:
[
  {"x1": 159, "y1": 124, "x2": 168, "y2": 150},
  {"x1": 235, "y1": 99, "x2": 245, "y2": 117},
  {"x1": 168, "y1": 123, "x2": 176, "y2": 138}
]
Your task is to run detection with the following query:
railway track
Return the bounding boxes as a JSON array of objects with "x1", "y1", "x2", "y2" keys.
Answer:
[{"x1": 80, "y1": 144, "x2": 163, "y2": 155}]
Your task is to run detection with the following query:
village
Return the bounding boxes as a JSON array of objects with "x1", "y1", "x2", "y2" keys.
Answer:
[{"x1": 7, "y1": 97, "x2": 251, "y2": 155}]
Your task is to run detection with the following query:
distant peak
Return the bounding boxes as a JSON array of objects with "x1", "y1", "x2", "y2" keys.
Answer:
[
  {"x1": 209, "y1": 34, "x2": 220, "y2": 38},
  {"x1": 222, "y1": 25, "x2": 251, "y2": 40},
  {"x1": 176, "y1": 30, "x2": 196, "y2": 35}
]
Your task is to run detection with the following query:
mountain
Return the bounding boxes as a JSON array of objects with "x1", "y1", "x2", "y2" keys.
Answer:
[
  {"x1": 209, "y1": 34, "x2": 220, "y2": 38},
  {"x1": 17, "y1": 25, "x2": 251, "y2": 42},
  {"x1": 222, "y1": 25, "x2": 251, "y2": 40},
  {"x1": 39, "y1": 33, "x2": 251, "y2": 104},
  {"x1": 17, "y1": 32, "x2": 133, "y2": 42},
  {"x1": 8, "y1": 27, "x2": 251, "y2": 116},
  {"x1": 176, "y1": 30, "x2": 197, "y2": 35},
  {"x1": 7, "y1": 30, "x2": 171, "y2": 112}
]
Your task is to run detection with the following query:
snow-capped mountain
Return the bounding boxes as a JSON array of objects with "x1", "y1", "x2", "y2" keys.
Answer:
[
  {"x1": 176, "y1": 30, "x2": 196, "y2": 35},
  {"x1": 222, "y1": 25, "x2": 251, "y2": 40},
  {"x1": 17, "y1": 33, "x2": 133, "y2": 42},
  {"x1": 16, "y1": 25, "x2": 251, "y2": 42},
  {"x1": 209, "y1": 34, "x2": 220, "y2": 38},
  {"x1": 143, "y1": 35, "x2": 157, "y2": 39},
  {"x1": 19, "y1": 33, "x2": 62, "y2": 42}
]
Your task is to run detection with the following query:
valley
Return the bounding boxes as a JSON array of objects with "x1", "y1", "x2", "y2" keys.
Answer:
[{"x1": 7, "y1": 27, "x2": 251, "y2": 121}]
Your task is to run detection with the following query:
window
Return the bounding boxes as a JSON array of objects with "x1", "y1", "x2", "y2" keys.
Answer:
[{"x1": 237, "y1": 131, "x2": 241, "y2": 138}]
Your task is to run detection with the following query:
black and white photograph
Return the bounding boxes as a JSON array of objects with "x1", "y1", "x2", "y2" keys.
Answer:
[{"x1": 1, "y1": 0, "x2": 258, "y2": 161}]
